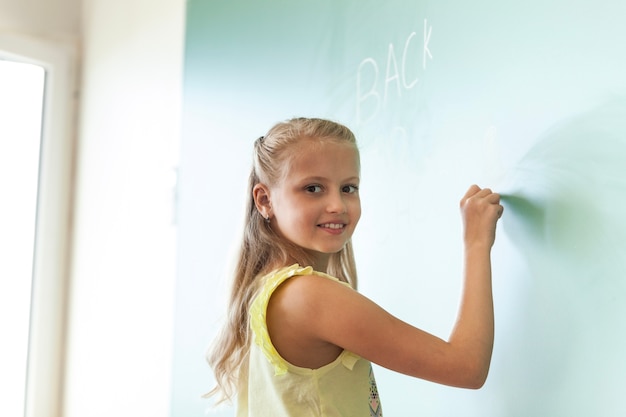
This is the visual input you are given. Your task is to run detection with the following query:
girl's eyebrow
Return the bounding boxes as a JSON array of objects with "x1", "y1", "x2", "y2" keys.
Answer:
[
  {"x1": 300, "y1": 176, "x2": 360, "y2": 183},
  {"x1": 299, "y1": 176, "x2": 326, "y2": 183}
]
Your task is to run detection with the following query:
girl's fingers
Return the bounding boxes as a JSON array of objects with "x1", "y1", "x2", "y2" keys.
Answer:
[
  {"x1": 461, "y1": 184, "x2": 481, "y2": 201},
  {"x1": 461, "y1": 186, "x2": 503, "y2": 219},
  {"x1": 461, "y1": 185, "x2": 500, "y2": 205},
  {"x1": 485, "y1": 192, "x2": 501, "y2": 204}
]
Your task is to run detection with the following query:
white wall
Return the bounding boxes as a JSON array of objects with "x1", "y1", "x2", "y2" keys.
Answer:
[
  {"x1": 0, "y1": 0, "x2": 79, "y2": 40},
  {"x1": 63, "y1": 0, "x2": 185, "y2": 416}
]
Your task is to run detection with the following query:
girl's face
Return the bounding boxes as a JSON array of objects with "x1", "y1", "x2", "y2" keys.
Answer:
[{"x1": 268, "y1": 139, "x2": 361, "y2": 269}]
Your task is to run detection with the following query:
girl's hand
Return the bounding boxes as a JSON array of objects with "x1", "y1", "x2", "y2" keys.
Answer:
[{"x1": 460, "y1": 185, "x2": 503, "y2": 249}]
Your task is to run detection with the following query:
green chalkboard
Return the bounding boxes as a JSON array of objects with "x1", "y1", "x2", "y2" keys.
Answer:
[{"x1": 173, "y1": 1, "x2": 626, "y2": 416}]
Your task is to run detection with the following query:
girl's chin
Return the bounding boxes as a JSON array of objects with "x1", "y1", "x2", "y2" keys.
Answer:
[{"x1": 306, "y1": 245, "x2": 347, "y2": 257}]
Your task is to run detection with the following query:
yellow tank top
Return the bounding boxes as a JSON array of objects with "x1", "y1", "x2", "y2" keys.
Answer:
[{"x1": 237, "y1": 264, "x2": 383, "y2": 417}]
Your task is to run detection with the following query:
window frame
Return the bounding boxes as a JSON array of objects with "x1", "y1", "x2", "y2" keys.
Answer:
[{"x1": 0, "y1": 34, "x2": 77, "y2": 417}]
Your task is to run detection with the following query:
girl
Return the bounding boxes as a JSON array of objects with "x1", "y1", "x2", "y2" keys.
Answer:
[{"x1": 207, "y1": 117, "x2": 503, "y2": 416}]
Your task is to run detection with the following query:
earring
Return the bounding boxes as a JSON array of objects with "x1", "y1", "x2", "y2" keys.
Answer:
[{"x1": 259, "y1": 210, "x2": 270, "y2": 223}]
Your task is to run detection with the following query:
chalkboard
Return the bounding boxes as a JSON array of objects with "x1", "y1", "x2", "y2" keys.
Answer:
[{"x1": 172, "y1": 1, "x2": 626, "y2": 416}]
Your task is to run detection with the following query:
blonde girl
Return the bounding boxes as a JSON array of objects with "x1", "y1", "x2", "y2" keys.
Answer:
[{"x1": 207, "y1": 117, "x2": 503, "y2": 416}]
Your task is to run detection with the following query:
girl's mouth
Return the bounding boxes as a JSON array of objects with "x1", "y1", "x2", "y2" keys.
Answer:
[
  {"x1": 319, "y1": 223, "x2": 345, "y2": 230},
  {"x1": 318, "y1": 223, "x2": 346, "y2": 235}
]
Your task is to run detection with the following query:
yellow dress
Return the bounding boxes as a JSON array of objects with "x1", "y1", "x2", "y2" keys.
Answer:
[{"x1": 237, "y1": 264, "x2": 383, "y2": 417}]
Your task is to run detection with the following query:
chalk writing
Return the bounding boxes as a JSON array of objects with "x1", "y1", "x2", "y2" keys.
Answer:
[{"x1": 356, "y1": 19, "x2": 433, "y2": 126}]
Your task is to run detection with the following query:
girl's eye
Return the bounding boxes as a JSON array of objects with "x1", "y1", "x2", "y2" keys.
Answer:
[
  {"x1": 305, "y1": 185, "x2": 323, "y2": 193},
  {"x1": 342, "y1": 184, "x2": 359, "y2": 194}
]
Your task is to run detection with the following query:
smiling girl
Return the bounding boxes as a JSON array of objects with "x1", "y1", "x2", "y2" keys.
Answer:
[{"x1": 206, "y1": 117, "x2": 503, "y2": 416}]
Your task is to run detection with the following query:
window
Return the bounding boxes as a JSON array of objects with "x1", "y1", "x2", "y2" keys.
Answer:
[
  {"x1": 0, "y1": 34, "x2": 76, "y2": 417},
  {"x1": 0, "y1": 58, "x2": 46, "y2": 417}
]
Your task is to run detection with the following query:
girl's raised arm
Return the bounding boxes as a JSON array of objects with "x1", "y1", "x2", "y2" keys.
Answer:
[{"x1": 266, "y1": 185, "x2": 502, "y2": 388}]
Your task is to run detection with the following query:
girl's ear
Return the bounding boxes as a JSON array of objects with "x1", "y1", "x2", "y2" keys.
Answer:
[{"x1": 252, "y1": 183, "x2": 272, "y2": 219}]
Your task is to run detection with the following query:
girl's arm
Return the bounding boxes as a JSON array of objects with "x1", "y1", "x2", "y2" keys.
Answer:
[
  {"x1": 448, "y1": 184, "x2": 502, "y2": 386},
  {"x1": 266, "y1": 185, "x2": 502, "y2": 388}
]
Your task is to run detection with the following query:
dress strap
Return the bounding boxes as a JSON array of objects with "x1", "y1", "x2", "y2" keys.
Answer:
[{"x1": 249, "y1": 264, "x2": 313, "y2": 375}]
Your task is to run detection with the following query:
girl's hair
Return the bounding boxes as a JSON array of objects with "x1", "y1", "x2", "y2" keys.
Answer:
[{"x1": 206, "y1": 117, "x2": 360, "y2": 404}]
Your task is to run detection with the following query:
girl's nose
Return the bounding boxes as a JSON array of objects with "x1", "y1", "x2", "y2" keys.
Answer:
[{"x1": 326, "y1": 191, "x2": 347, "y2": 214}]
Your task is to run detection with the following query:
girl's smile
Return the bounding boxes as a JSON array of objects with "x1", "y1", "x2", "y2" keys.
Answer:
[{"x1": 318, "y1": 222, "x2": 346, "y2": 233}]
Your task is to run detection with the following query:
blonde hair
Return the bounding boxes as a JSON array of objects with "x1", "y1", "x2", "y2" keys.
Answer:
[{"x1": 205, "y1": 117, "x2": 360, "y2": 404}]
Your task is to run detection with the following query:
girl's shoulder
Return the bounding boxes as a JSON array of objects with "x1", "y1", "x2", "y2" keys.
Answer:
[
  {"x1": 261, "y1": 264, "x2": 349, "y2": 295},
  {"x1": 255, "y1": 264, "x2": 349, "y2": 307}
]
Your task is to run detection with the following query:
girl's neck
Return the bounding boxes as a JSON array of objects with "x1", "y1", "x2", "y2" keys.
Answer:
[
  {"x1": 306, "y1": 250, "x2": 329, "y2": 273},
  {"x1": 280, "y1": 250, "x2": 329, "y2": 273}
]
